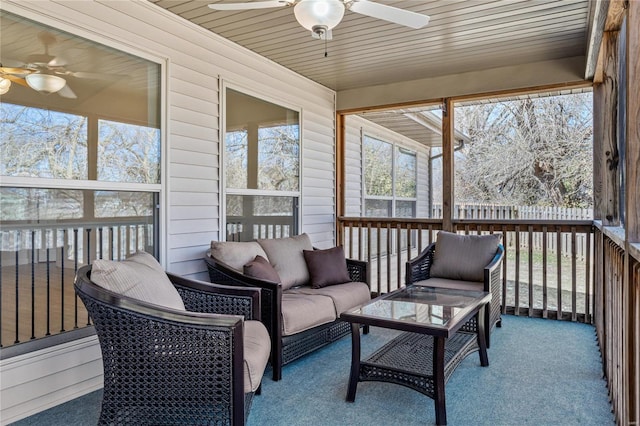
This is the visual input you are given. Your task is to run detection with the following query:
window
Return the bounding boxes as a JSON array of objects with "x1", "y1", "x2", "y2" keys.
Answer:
[
  {"x1": 224, "y1": 88, "x2": 300, "y2": 241},
  {"x1": 0, "y1": 11, "x2": 162, "y2": 347},
  {"x1": 363, "y1": 135, "x2": 417, "y2": 218}
]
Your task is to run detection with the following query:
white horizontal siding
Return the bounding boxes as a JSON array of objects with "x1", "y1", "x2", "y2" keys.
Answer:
[{"x1": 2, "y1": 0, "x2": 336, "y2": 422}]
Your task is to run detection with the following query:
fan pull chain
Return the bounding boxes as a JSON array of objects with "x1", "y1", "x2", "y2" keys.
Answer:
[{"x1": 324, "y1": 36, "x2": 328, "y2": 58}]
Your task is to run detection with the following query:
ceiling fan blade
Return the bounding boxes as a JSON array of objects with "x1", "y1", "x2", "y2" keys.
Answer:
[
  {"x1": 0, "y1": 66, "x2": 35, "y2": 78},
  {"x1": 57, "y1": 84, "x2": 77, "y2": 99},
  {"x1": 349, "y1": 1, "x2": 430, "y2": 29},
  {"x1": 208, "y1": 1, "x2": 289, "y2": 10},
  {"x1": 2, "y1": 75, "x2": 29, "y2": 87}
]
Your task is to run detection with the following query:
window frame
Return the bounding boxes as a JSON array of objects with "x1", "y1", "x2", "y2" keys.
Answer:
[
  {"x1": 220, "y1": 82, "x2": 303, "y2": 241},
  {"x1": 0, "y1": 8, "x2": 166, "y2": 261},
  {"x1": 361, "y1": 132, "x2": 418, "y2": 218}
]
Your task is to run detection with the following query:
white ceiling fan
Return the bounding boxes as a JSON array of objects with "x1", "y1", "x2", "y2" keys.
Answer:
[{"x1": 208, "y1": 0, "x2": 430, "y2": 40}]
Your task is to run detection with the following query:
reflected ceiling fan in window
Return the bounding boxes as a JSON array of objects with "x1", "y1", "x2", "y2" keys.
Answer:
[
  {"x1": 0, "y1": 32, "x2": 116, "y2": 99},
  {"x1": 208, "y1": 0, "x2": 430, "y2": 40}
]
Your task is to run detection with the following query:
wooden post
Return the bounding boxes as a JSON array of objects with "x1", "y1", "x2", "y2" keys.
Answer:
[
  {"x1": 336, "y1": 112, "x2": 345, "y2": 246},
  {"x1": 626, "y1": 2, "x2": 640, "y2": 424},
  {"x1": 593, "y1": 31, "x2": 621, "y2": 226},
  {"x1": 442, "y1": 98, "x2": 454, "y2": 232}
]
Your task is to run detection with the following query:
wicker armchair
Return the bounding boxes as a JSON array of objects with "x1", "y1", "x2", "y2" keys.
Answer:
[
  {"x1": 406, "y1": 241, "x2": 504, "y2": 348},
  {"x1": 75, "y1": 264, "x2": 268, "y2": 426},
  {"x1": 205, "y1": 253, "x2": 370, "y2": 381}
]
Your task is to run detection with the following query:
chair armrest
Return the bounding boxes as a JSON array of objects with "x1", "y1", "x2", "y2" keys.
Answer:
[
  {"x1": 204, "y1": 254, "x2": 282, "y2": 347},
  {"x1": 405, "y1": 242, "x2": 436, "y2": 285},
  {"x1": 168, "y1": 272, "x2": 261, "y2": 320},
  {"x1": 483, "y1": 243, "x2": 504, "y2": 292},
  {"x1": 346, "y1": 258, "x2": 370, "y2": 287}
]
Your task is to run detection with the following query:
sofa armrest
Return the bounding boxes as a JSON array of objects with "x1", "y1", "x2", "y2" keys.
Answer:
[
  {"x1": 168, "y1": 272, "x2": 261, "y2": 320},
  {"x1": 346, "y1": 258, "x2": 370, "y2": 287},
  {"x1": 405, "y1": 242, "x2": 436, "y2": 285}
]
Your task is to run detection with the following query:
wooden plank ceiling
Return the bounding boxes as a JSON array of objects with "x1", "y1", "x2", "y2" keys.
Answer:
[{"x1": 149, "y1": 0, "x2": 592, "y2": 92}]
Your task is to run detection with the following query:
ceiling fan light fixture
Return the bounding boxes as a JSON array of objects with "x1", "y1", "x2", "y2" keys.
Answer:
[
  {"x1": 25, "y1": 73, "x2": 66, "y2": 94},
  {"x1": 294, "y1": 0, "x2": 345, "y2": 32},
  {"x1": 0, "y1": 78, "x2": 11, "y2": 95}
]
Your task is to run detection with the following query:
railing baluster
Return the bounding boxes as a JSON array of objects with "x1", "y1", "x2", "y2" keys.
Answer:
[
  {"x1": 502, "y1": 228, "x2": 508, "y2": 316},
  {"x1": 386, "y1": 222, "x2": 391, "y2": 294},
  {"x1": 14, "y1": 248, "x2": 19, "y2": 344},
  {"x1": 46, "y1": 241, "x2": 51, "y2": 336},
  {"x1": 396, "y1": 223, "x2": 402, "y2": 290},
  {"x1": 31, "y1": 230, "x2": 36, "y2": 340},
  {"x1": 528, "y1": 226, "x2": 533, "y2": 317},
  {"x1": 542, "y1": 226, "x2": 548, "y2": 319},
  {"x1": 515, "y1": 226, "x2": 520, "y2": 316},
  {"x1": 571, "y1": 226, "x2": 577, "y2": 321},
  {"x1": 376, "y1": 224, "x2": 382, "y2": 295},
  {"x1": 585, "y1": 231, "x2": 591, "y2": 322},
  {"x1": 557, "y1": 230, "x2": 563, "y2": 320},
  {"x1": 74, "y1": 228, "x2": 79, "y2": 329},
  {"x1": 60, "y1": 232, "x2": 66, "y2": 332}
]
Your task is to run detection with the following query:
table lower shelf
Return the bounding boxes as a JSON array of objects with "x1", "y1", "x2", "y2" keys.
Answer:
[{"x1": 358, "y1": 331, "x2": 479, "y2": 399}]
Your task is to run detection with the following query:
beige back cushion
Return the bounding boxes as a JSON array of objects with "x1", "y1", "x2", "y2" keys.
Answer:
[
  {"x1": 429, "y1": 231, "x2": 500, "y2": 282},
  {"x1": 91, "y1": 251, "x2": 186, "y2": 311},
  {"x1": 257, "y1": 233, "x2": 313, "y2": 290},
  {"x1": 210, "y1": 241, "x2": 269, "y2": 271}
]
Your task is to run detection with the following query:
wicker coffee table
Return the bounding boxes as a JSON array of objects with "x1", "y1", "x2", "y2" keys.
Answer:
[{"x1": 340, "y1": 285, "x2": 491, "y2": 426}]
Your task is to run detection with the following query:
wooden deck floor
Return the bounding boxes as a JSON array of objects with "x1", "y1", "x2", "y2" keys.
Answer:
[{"x1": 1, "y1": 262, "x2": 89, "y2": 348}]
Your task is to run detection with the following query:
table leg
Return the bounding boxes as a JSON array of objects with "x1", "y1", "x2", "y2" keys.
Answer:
[
  {"x1": 477, "y1": 307, "x2": 489, "y2": 367},
  {"x1": 433, "y1": 336, "x2": 447, "y2": 425},
  {"x1": 346, "y1": 322, "x2": 361, "y2": 402}
]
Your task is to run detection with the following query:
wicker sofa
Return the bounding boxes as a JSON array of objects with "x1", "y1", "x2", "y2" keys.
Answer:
[
  {"x1": 405, "y1": 231, "x2": 505, "y2": 348},
  {"x1": 204, "y1": 233, "x2": 371, "y2": 381}
]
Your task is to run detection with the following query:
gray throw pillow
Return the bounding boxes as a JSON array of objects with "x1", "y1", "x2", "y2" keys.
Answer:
[
  {"x1": 257, "y1": 233, "x2": 313, "y2": 290},
  {"x1": 91, "y1": 251, "x2": 186, "y2": 311},
  {"x1": 210, "y1": 241, "x2": 269, "y2": 271},
  {"x1": 303, "y1": 246, "x2": 351, "y2": 289},
  {"x1": 429, "y1": 231, "x2": 500, "y2": 282},
  {"x1": 244, "y1": 255, "x2": 281, "y2": 283}
]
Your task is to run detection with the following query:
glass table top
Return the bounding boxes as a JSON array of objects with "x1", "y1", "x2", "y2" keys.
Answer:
[{"x1": 347, "y1": 285, "x2": 489, "y2": 328}]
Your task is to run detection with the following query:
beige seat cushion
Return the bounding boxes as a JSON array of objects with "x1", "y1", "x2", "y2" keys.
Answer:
[
  {"x1": 257, "y1": 234, "x2": 313, "y2": 290},
  {"x1": 413, "y1": 277, "x2": 484, "y2": 292},
  {"x1": 209, "y1": 241, "x2": 269, "y2": 272},
  {"x1": 430, "y1": 231, "x2": 500, "y2": 282},
  {"x1": 288, "y1": 282, "x2": 371, "y2": 315},
  {"x1": 91, "y1": 251, "x2": 185, "y2": 311},
  {"x1": 243, "y1": 320, "x2": 271, "y2": 393},
  {"x1": 280, "y1": 292, "x2": 336, "y2": 336}
]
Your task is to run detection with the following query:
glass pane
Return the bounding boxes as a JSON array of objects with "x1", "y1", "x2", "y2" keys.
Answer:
[
  {"x1": 226, "y1": 131, "x2": 248, "y2": 189},
  {"x1": 364, "y1": 136, "x2": 392, "y2": 196},
  {"x1": 225, "y1": 88, "x2": 300, "y2": 191},
  {"x1": 98, "y1": 120, "x2": 160, "y2": 183},
  {"x1": 226, "y1": 195, "x2": 297, "y2": 241},
  {"x1": 396, "y1": 147, "x2": 417, "y2": 198},
  {"x1": 0, "y1": 10, "x2": 161, "y2": 183},
  {"x1": 395, "y1": 200, "x2": 416, "y2": 218},
  {"x1": 0, "y1": 187, "x2": 83, "y2": 222},
  {"x1": 0, "y1": 103, "x2": 88, "y2": 179},
  {"x1": 365, "y1": 199, "x2": 392, "y2": 217},
  {"x1": 258, "y1": 125, "x2": 299, "y2": 191},
  {"x1": 95, "y1": 191, "x2": 155, "y2": 218}
]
